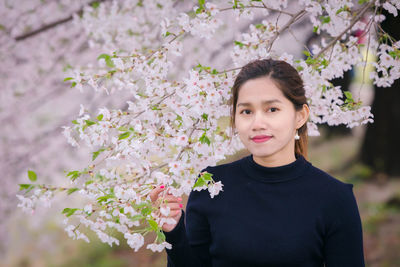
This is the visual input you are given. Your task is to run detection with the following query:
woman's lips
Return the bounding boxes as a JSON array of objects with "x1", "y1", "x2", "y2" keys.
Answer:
[{"x1": 251, "y1": 135, "x2": 272, "y2": 143}]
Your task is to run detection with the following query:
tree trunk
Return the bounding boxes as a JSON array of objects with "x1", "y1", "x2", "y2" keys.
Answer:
[{"x1": 360, "y1": 11, "x2": 400, "y2": 176}]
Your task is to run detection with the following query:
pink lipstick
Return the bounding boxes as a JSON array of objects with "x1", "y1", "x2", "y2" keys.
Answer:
[{"x1": 251, "y1": 135, "x2": 272, "y2": 143}]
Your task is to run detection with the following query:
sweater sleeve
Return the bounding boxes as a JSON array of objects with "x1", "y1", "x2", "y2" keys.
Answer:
[
  {"x1": 323, "y1": 184, "x2": 365, "y2": 267},
  {"x1": 163, "y1": 172, "x2": 212, "y2": 267}
]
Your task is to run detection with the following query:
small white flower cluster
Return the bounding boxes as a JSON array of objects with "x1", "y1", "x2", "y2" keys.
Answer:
[
  {"x1": 147, "y1": 241, "x2": 172, "y2": 252},
  {"x1": 16, "y1": 189, "x2": 53, "y2": 214},
  {"x1": 124, "y1": 232, "x2": 144, "y2": 252},
  {"x1": 371, "y1": 43, "x2": 400, "y2": 87},
  {"x1": 382, "y1": 1, "x2": 400, "y2": 17},
  {"x1": 230, "y1": 19, "x2": 275, "y2": 67},
  {"x1": 64, "y1": 224, "x2": 90, "y2": 243},
  {"x1": 78, "y1": 0, "x2": 178, "y2": 51},
  {"x1": 177, "y1": 3, "x2": 222, "y2": 39}
]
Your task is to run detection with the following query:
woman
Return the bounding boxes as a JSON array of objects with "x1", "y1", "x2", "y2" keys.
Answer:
[{"x1": 150, "y1": 59, "x2": 365, "y2": 267}]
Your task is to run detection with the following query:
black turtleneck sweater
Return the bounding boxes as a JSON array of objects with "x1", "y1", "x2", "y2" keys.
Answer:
[{"x1": 163, "y1": 154, "x2": 365, "y2": 267}]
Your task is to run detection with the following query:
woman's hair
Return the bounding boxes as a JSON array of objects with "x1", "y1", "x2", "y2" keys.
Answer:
[{"x1": 230, "y1": 59, "x2": 309, "y2": 159}]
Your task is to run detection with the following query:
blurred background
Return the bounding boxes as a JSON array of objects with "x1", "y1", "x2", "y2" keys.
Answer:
[{"x1": 1, "y1": 1, "x2": 399, "y2": 266}]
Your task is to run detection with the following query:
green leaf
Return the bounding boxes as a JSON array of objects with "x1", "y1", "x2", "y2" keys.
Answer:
[
  {"x1": 148, "y1": 219, "x2": 159, "y2": 231},
  {"x1": 358, "y1": 0, "x2": 368, "y2": 4},
  {"x1": 193, "y1": 177, "x2": 206, "y2": 189},
  {"x1": 321, "y1": 59, "x2": 329, "y2": 67},
  {"x1": 91, "y1": 1, "x2": 100, "y2": 8},
  {"x1": 118, "y1": 131, "x2": 131, "y2": 140},
  {"x1": 63, "y1": 77, "x2": 74, "y2": 82},
  {"x1": 344, "y1": 91, "x2": 353, "y2": 100},
  {"x1": 303, "y1": 50, "x2": 311, "y2": 57},
  {"x1": 320, "y1": 16, "x2": 331, "y2": 24},
  {"x1": 234, "y1": 41, "x2": 244, "y2": 48},
  {"x1": 156, "y1": 230, "x2": 166, "y2": 242},
  {"x1": 71, "y1": 82, "x2": 77, "y2": 88},
  {"x1": 19, "y1": 184, "x2": 34, "y2": 191},
  {"x1": 195, "y1": 7, "x2": 203, "y2": 14},
  {"x1": 151, "y1": 104, "x2": 161, "y2": 110},
  {"x1": 141, "y1": 206, "x2": 152, "y2": 216},
  {"x1": 67, "y1": 188, "x2": 79, "y2": 195},
  {"x1": 92, "y1": 148, "x2": 105, "y2": 161},
  {"x1": 201, "y1": 113, "x2": 208, "y2": 121},
  {"x1": 336, "y1": 7, "x2": 345, "y2": 15},
  {"x1": 255, "y1": 24, "x2": 265, "y2": 29},
  {"x1": 97, "y1": 194, "x2": 114, "y2": 204},
  {"x1": 71, "y1": 120, "x2": 78, "y2": 124},
  {"x1": 199, "y1": 133, "x2": 211, "y2": 145},
  {"x1": 233, "y1": 0, "x2": 238, "y2": 8},
  {"x1": 388, "y1": 50, "x2": 400, "y2": 59},
  {"x1": 117, "y1": 126, "x2": 128, "y2": 131},
  {"x1": 67, "y1": 170, "x2": 81, "y2": 181},
  {"x1": 97, "y1": 114, "x2": 103, "y2": 121},
  {"x1": 201, "y1": 172, "x2": 213, "y2": 181},
  {"x1": 27, "y1": 170, "x2": 37, "y2": 182},
  {"x1": 85, "y1": 120, "x2": 96, "y2": 126},
  {"x1": 313, "y1": 26, "x2": 319, "y2": 33},
  {"x1": 198, "y1": 0, "x2": 205, "y2": 8},
  {"x1": 62, "y1": 208, "x2": 79, "y2": 217},
  {"x1": 147, "y1": 57, "x2": 155, "y2": 66},
  {"x1": 97, "y1": 54, "x2": 115, "y2": 68}
]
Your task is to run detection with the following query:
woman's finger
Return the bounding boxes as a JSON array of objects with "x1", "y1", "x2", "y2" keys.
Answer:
[
  {"x1": 149, "y1": 185, "x2": 166, "y2": 202},
  {"x1": 160, "y1": 202, "x2": 183, "y2": 211},
  {"x1": 160, "y1": 195, "x2": 183, "y2": 203}
]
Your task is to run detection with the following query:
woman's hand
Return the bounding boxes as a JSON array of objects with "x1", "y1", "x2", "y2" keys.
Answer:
[{"x1": 150, "y1": 185, "x2": 184, "y2": 232}]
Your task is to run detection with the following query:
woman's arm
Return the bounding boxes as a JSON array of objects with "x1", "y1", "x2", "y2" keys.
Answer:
[
  {"x1": 164, "y1": 208, "x2": 212, "y2": 267},
  {"x1": 323, "y1": 184, "x2": 365, "y2": 267},
  {"x1": 163, "y1": 172, "x2": 213, "y2": 267}
]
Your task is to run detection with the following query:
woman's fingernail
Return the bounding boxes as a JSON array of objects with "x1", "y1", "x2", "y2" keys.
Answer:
[
  {"x1": 179, "y1": 204, "x2": 183, "y2": 208},
  {"x1": 177, "y1": 197, "x2": 182, "y2": 202},
  {"x1": 160, "y1": 185, "x2": 165, "y2": 189}
]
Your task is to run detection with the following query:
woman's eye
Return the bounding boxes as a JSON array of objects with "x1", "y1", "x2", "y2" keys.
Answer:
[
  {"x1": 240, "y1": 109, "x2": 251, "y2": 115},
  {"x1": 268, "y1": 107, "x2": 278, "y2": 112}
]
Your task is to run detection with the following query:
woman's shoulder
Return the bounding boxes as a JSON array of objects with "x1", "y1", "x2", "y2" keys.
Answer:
[{"x1": 305, "y1": 163, "x2": 355, "y2": 203}]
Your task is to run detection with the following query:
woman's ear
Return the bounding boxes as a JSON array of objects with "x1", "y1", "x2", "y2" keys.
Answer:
[{"x1": 295, "y1": 104, "x2": 310, "y2": 129}]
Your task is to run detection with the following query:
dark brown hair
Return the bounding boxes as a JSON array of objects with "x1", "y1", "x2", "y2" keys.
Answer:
[{"x1": 230, "y1": 59, "x2": 309, "y2": 159}]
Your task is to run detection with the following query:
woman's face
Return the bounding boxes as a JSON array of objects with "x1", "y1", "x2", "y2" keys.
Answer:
[{"x1": 234, "y1": 77, "x2": 308, "y2": 167}]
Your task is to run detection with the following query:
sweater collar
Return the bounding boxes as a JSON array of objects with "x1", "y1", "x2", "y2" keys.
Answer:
[{"x1": 240, "y1": 153, "x2": 310, "y2": 183}]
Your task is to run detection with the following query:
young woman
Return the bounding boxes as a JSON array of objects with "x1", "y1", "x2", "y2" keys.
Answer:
[{"x1": 150, "y1": 59, "x2": 365, "y2": 267}]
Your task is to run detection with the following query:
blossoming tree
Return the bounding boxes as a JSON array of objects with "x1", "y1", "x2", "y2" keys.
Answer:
[{"x1": 12, "y1": 0, "x2": 400, "y2": 254}]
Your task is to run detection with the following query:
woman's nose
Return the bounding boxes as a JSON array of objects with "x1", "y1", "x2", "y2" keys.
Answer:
[{"x1": 251, "y1": 111, "x2": 267, "y2": 131}]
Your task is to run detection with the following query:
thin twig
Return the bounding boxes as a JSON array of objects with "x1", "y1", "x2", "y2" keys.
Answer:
[
  {"x1": 314, "y1": 1, "x2": 374, "y2": 59},
  {"x1": 15, "y1": 0, "x2": 109, "y2": 41},
  {"x1": 219, "y1": 5, "x2": 294, "y2": 16},
  {"x1": 267, "y1": 9, "x2": 307, "y2": 52}
]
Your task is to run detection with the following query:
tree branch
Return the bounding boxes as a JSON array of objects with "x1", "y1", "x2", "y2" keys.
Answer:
[
  {"x1": 267, "y1": 9, "x2": 307, "y2": 52},
  {"x1": 15, "y1": 0, "x2": 108, "y2": 41},
  {"x1": 314, "y1": 1, "x2": 374, "y2": 59}
]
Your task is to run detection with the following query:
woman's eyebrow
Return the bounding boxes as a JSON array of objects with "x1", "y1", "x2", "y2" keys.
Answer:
[{"x1": 237, "y1": 99, "x2": 282, "y2": 107}]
